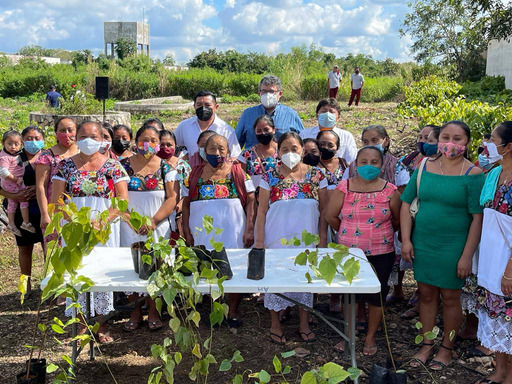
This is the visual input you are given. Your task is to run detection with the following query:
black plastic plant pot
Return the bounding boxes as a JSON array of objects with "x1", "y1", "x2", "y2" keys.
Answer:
[
  {"x1": 247, "y1": 248, "x2": 265, "y2": 280},
  {"x1": 386, "y1": 357, "x2": 403, "y2": 370},
  {"x1": 16, "y1": 371, "x2": 38, "y2": 384},
  {"x1": 138, "y1": 249, "x2": 156, "y2": 280},
  {"x1": 389, "y1": 370, "x2": 407, "y2": 384},
  {"x1": 131, "y1": 247, "x2": 140, "y2": 274},
  {"x1": 369, "y1": 363, "x2": 388, "y2": 384},
  {"x1": 211, "y1": 248, "x2": 233, "y2": 280},
  {"x1": 194, "y1": 245, "x2": 211, "y2": 263},
  {"x1": 26, "y1": 359, "x2": 46, "y2": 384}
]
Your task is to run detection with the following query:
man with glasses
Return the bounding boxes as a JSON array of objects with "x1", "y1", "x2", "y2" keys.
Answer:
[{"x1": 235, "y1": 75, "x2": 304, "y2": 149}]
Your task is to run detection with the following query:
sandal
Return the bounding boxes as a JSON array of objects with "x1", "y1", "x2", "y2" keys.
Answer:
[
  {"x1": 334, "y1": 340, "x2": 345, "y2": 352},
  {"x1": 476, "y1": 379, "x2": 502, "y2": 384},
  {"x1": 8, "y1": 224, "x2": 22, "y2": 237},
  {"x1": 466, "y1": 346, "x2": 493, "y2": 358},
  {"x1": 148, "y1": 319, "x2": 163, "y2": 331},
  {"x1": 270, "y1": 331, "x2": 286, "y2": 345},
  {"x1": 429, "y1": 344, "x2": 453, "y2": 371},
  {"x1": 356, "y1": 321, "x2": 368, "y2": 332},
  {"x1": 401, "y1": 307, "x2": 419, "y2": 320},
  {"x1": 363, "y1": 344, "x2": 378, "y2": 356},
  {"x1": 308, "y1": 315, "x2": 318, "y2": 325},
  {"x1": 409, "y1": 342, "x2": 434, "y2": 368},
  {"x1": 227, "y1": 317, "x2": 242, "y2": 328},
  {"x1": 98, "y1": 332, "x2": 114, "y2": 343},
  {"x1": 299, "y1": 331, "x2": 316, "y2": 342},
  {"x1": 123, "y1": 318, "x2": 142, "y2": 332}
]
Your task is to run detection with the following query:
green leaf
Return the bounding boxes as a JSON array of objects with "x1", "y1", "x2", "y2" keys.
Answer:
[
  {"x1": 202, "y1": 215, "x2": 214, "y2": 235},
  {"x1": 301, "y1": 230, "x2": 319, "y2": 246},
  {"x1": 281, "y1": 350, "x2": 296, "y2": 358},
  {"x1": 62, "y1": 354, "x2": 72, "y2": 366},
  {"x1": 169, "y1": 317, "x2": 180, "y2": 333},
  {"x1": 192, "y1": 343, "x2": 202, "y2": 358},
  {"x1": 46, "y1": 363, "x2": 59, "y2": 373},
  {"x1": 305, "y1": 272, "x2": 312, "y2": 283},
  {"x1": 332, "y1": 250, "x2": 348, "y2": 265},
  {"x1": 162, "y1": 287, "x2": 177, "y2": 306},
  {"x1": 415, "y1": 322, "x2": 422, "y2": 330},
  {"x1": 232, "y1": 350, "x2": 244, "y2": 363},
  {"x1": 318, "y1": 256, "x2": 337, "y2": 285},
  {"x1": 347, "y1": 367, "x2": 361, "y2": 380},
  {"x1": 341, "y1": 257, "x2": 360, "y2": 285},
  {"x1": 294, "y1": 251, "x2": 308, "y2": 266},
  {"x1": 209, "y1": 237, "x2": 223, "y2": 252},
  {"x1": 155, "y1": 297, "x2": 162, "y2": 316},
  {"x1": 300, "y1": 371, "x2": 318, "y2": 384},
  {"x1": 280, "y1": 238, "x2": 288, "y2": 246},
  {"x1": 328, "y1": 242, "x2": 348, "y2": 251},
  {"x1": 214, "y1": 227, "x2": 224, "y2": 235},
  {"x1": 52, "y1": 324, "x2": 65, "y2": 334},
  {"x1": 449, "y1": 329, "x2": 456, "y2": 341},
  {"x1": 233, "y1": 374, "x2": 243, "y2": 384},
  {"x1": 414, "y1": 334, "x2": 424, "y2": 344},
  {"x1": 319, "y1": 362, "x2": 350, "y2": 383},
  {"x1": 175, "y1": 351, "x2": 182, "y2": 364},
  {"x1": 38, "y1": 323, "x2": 47, "y2": 333},
  {"x1": 307, "y1": 250, "x2": 319, "y2": 266},
  {"x1": 188, "y1": 310, "x2": 201, "y2": 327},
  {"x1": 272, "y1": 355, "x2": 282, "y2": 373},
  {"x1": 283, "y1": 365, "x2": 291, "y2": 374},
  {"x1": 219, "y1": 359, "x2": 232, "y2": 372},
  {"x1": 258, "y1": 370, "x2": 271, "y2": 383}
]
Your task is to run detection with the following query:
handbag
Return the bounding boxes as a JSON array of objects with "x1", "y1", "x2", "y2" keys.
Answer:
[{"x1": 409, "y1": 157, "x2": 428, "y2": 220}]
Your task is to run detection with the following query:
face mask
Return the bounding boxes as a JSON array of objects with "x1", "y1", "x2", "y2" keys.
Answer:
[
  {"x1": 484, "y1": 142, "x2": 505, "y2": 164},
  {"x1": 281, "y1": 152, "x2": 301, "y2": 169},
  {"x1": 417, "y1": 142, "x2": 425, "y2": 154},
  {"x1": 137, "y1": 141, "x2": 160, "y2": 159},
  {"x1": 206, "y1": 153, "x2": 226, "y2": 168},
  {"x1": 199, "y1": 147, "x2": 207, "y2": 160},
  {"x1": 303, "y1": 153, "x2": 320, "y2": 166},
  {"x1": 320, "y1": 147, "x2": 336, "y2": 160},
  {"x1": 112, "y1": 139, "x2": 130, "y2": 154},
  {"x1": 56, "y1": 132, "x2": 74, "y2": 147},
  {"x1": 478, "y1": 154, "x2": 492, "y2": 170},
  {"x1": 357, "y1": 165, "x2": 381, "y2": 181},
  {"x1": 260, "y1": 92, "x2": 278, "y2": 109},
  {"x1": 256, "y1": 133, "x2": 273, "y2": 145},
  {"x1": 157, "y1": 146, "x2": 175, "y2": 160},
  {"x1": 196, "y1": 106, "x2": 213, "y2": 122},
  {"x1": 318, "y1": 112, "x2": 336, "y2": 129},
  {"x1": 355, "y1": 70, "x2": 360, "y2": 74},
  {"x1": 374, "y1": 143, "x2": 385, "y2": 153},
  {"x1": 24, "y1": 140, "x2": 44, "y2": 155},
  {"x1": 99, "y1": 141, "x2": 111, "y2": 154},
  {"x1": 422, "y1": 143, "x2": 438, "y2": 157},
  {"x1": 438, "y1": 142, "x2": 466, "y2": 158},
  {"x1": 77, "y1": 138, "x2": 102, "y2": 156}
]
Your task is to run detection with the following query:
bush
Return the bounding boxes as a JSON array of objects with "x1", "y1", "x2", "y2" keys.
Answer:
[{"x1": 459, "y1": 76, "x2": 512, "y2": 104}]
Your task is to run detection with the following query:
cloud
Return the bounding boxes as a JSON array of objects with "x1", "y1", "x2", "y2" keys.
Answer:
[{"x1": 0, "y1": 0, "x2": 414, "y2": 63}]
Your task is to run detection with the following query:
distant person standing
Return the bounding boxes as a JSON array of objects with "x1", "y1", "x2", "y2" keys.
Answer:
[
  {"x1": 348, "y1": 67, "x2": 364, "y2": 107},
  {"x1": 45, "y1": 85, "x2": 62, "y2": 108},
  {"x1": 327, "y1": 65, "x2": 342, "y2": 99}
]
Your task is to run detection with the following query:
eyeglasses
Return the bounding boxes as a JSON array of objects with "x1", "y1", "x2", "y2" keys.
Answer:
[{"x1": 260, "y1": 89, "x2": 279, "y2": 94}]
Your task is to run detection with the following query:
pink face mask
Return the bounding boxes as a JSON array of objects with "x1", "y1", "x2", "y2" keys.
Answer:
[
  {"x1": 56, "y1": 132, "x2": 74, "y2": 147},
  {"x1": 438, "y1": 142, "x2": 466, "y2": 158}
]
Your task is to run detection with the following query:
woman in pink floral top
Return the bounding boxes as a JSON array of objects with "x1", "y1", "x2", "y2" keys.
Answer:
[
  {"x1": 35, "y1": 117, "x2": 78, "y2": 233},
  {"x1": 326, "y1": 146, "x2": 401, "y2": 356}
]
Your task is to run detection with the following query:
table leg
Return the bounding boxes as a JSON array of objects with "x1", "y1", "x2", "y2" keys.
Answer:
[
  {"x1": 86, "y1": 292, "x2": 95, "y2": 361},
  {"x1": 69, "y1": 306, "x2": 77, "y2": 383},
  {"x1": 343, "y1": 294, "x2": 349, "y2": 360},
  {"x1": 350, "y1": 293, "x2": 358, "y2": 384}
]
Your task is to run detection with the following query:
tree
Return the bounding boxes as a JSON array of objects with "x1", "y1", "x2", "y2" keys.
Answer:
[
  {"x1": 71, "y1": 49, "x2": 92, "y2": 68},
  {"x1": 400, "y1": 0, "x2": 487, "y2": 81},
  {"x1": 163, "y1": 54, "x2": 175, "y2": 66},
  {"x1": 115, "y1": 37, "x2": 137, "y2": 60}
]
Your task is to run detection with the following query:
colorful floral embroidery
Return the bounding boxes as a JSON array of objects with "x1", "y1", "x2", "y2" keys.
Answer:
[
  {"x1": 262, "y1": 166, "x2": 325, "y2": 204},
  {"x1": 241, "y1": 147, "x2": 278, "y2": 176},
  {"x1": 55, "y1": 158, "x2": 128, "y2": 198},
  {"x1": 121, "y1": 157, "x2": 171, "y2": 191},
  {"x1": 488, "y1": 180, "x2": 512, "y2": 216},
  {"x1": 475, "y1": 286, "x2": 512, "y2": 322},
  {"x1": 191, "y1": 174, "x2": 243, "y2": 202},
  {"x1": 321, "y1": 161, "x2": 347, "y2": 187}
]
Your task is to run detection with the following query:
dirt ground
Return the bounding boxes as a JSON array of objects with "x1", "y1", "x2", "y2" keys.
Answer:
[{"x1": 0, "y1": 102, "x2": 493, "y2": 383}]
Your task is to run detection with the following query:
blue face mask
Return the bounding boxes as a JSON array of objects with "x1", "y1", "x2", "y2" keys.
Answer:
[
  {"x1": 374, "y1": 143, "x2": 385, "y2": 153},
  {"x1": 478, "y1": 153, "x2": 492, "y2": 170},
  {"x1": 24, "y1": 140, "x2": 44, "y2": 155},
  {"x1": 357, "y1": 164, "x2": 381, "y2": 180},
  {"x1": 318, "y1": 112, "x2": 337, "y2": 129},
  {"x1": 206, "y1": 153, "x2": 226, "y2": 168},
  {"x1": 422, "y1": 142, "x2": 438, "y2": 157}
]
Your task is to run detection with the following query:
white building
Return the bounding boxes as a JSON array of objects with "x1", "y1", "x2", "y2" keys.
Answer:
[{"x1": 486, "y1": 38, "x2": 512, "y2": 89}]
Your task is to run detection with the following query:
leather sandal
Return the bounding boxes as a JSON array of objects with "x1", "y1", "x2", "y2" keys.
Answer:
[{"x1": 429, "y1": 344, "x2": 453, "y2": 371}]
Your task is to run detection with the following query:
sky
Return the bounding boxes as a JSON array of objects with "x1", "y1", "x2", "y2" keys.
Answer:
[{"x1": 0, "y1": 0, "x2": 414, "y2": 64}]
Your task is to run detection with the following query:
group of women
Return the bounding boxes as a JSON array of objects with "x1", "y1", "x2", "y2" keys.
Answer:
[{"x1": 2, "y1": 97, "x2": 512, "y2": 383}]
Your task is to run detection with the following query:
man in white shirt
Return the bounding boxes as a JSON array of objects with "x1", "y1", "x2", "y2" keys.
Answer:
[
  {"x1": 299, "y1": 98, "x2": 357, "y2": 163},
  {"x1": 327, "y1": 65, "x2": 342, "y2": 99},
  {"x1": 174, "y1": 90, "x2": 241, "y2": 158},
  {"x1": 348, "y1": 66, "x2": 365, "y2": 107}
]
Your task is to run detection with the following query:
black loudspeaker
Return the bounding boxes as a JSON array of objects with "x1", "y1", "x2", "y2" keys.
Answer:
[{"x1": 95, "y1": 76, "x2": 109, "y2": 100}]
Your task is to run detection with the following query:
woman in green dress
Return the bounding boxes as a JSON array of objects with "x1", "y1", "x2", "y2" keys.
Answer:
[{"x1": 400, "y1": 120, "x2": 485, "y2": 370}]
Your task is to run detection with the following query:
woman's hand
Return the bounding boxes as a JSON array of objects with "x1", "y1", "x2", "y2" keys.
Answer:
[
  {"x1": 137, "y1": 219, "x2": 157, "y2": 236},
  {"x1": 501, "y1": 274, "x2": 512, "y2": 296},
  {"x1": 10, "y1": 190, "x2": 29, "y2": 202},
  {"x1": 184, "y1": 230, "x2": 194, "y2": 247},
  {"x1": 40, "y1": 213, "x2": 51, "y2": 231},
  {"x1": 457, "y1": 256, "x2": 472, "y2": 279},
  {"x1": 401, "y1": 240, "x2": 415, "y2": 263},
  {"x1": 24, "y1": 186, "x2": 36, "y2": 200},
  {"x1": 243, "y1": 228, "x2": 254, "y2": 248}
]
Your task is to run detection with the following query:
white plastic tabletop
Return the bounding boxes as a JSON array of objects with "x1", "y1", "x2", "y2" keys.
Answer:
[{"x1": 42, "y1": 247, "x2": 381, "y2": 294}]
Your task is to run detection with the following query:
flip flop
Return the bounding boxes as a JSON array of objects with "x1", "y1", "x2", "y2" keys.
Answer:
[
  {"x1": 227, "y1": 317, "x2": 242, "y2": 328},
  {"x1": 270, "y1": 331, "x2": 286, "y2": 345},
  {"x1": 363, "y1": 344, "x2": 378, "y2": 356},
  {"x1": 123, "y1": 319, "x2": 142, "y2": 332},
  {"x1": 308, "y1": 315, "x2": 318, "y2": 325},
  {"x1": 429, "y1": 345, "x2": 452, "y2": 371},
  {"x1": 98, "y1": 332, "x2": 114, "y2": 343},
  {"x1": 401, "y1": 307, "x2": 419, "y2": 319},
  {"x1": 148, "y1": 319, "x2": 162, "y2": 331},
  {"x1": 299, "y1": 331, "x2": 316, "y2": 342},
  {"x1": 476, "y1": 379, "x2": 502, "y2": 384},
  {"x1": 466, "y1": 346, "x2": 493, "y2": 358},
  {"x1": 334, "y1": 340, "x2": 345, "y2": 352}
]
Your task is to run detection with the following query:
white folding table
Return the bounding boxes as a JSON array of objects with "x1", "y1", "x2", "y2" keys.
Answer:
[{"x1": 44, "y1": 247, "x2": 380, "y2": 383}]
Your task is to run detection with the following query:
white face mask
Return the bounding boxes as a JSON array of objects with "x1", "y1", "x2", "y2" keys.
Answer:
[
  {"x1": 260, "y1": 92, "x2": 278, "y2": 109},
  {"x1": 99, "y1": 141, "x2": 111, "y2": 154},
  {"x1": 281, "y1": 152, "x2": 301, "y2": 169},
  {"x1": 484, "y1": 142, "x2": 504, "y2": 164},
  {"x1": 77, "y1": 138, "x2": 102, "y2": 155},
  {"x1": 199, "y1": 147, "x2": 207, "y2": 160}
]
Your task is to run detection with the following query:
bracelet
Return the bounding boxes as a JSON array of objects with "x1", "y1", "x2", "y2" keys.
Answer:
[{"x1": 503, "y1": 273, "x2": 512, "y2": 281}]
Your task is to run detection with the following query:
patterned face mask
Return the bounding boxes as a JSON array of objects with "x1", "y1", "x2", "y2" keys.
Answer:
[
  {"x1": 438, "y1": 142, "x2": 466, "y2": 158},
  {"x1": 137, "y1": 141, "x2": 160, "y2": 159}
]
